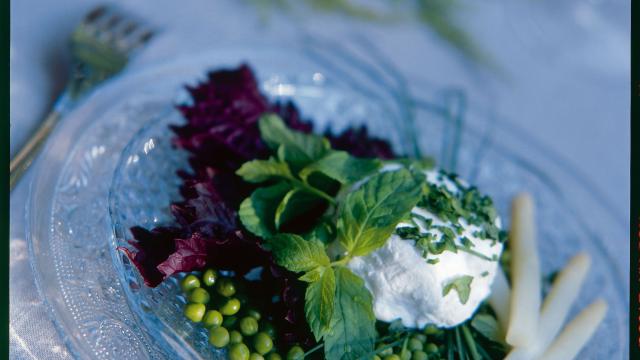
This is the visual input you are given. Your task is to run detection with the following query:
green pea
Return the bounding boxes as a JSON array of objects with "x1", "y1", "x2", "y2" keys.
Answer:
[
  {"x1": 202, "y1": 310, "x2": 223, "y2": 328},
  {"x1": 217, "y1": 278, "x2": 236, "y2": 297},
  {"x1": 208, "y1": 327, "x2": 230, "y2": 348},
  {"x1": 383, "y1": 355, "x2": 400, "y2": 360},
  {"x1": 221, "y1": 298, "x2": 241, "y2": 315},
  {"x1": 286, "y1": 346, "x2": 304, "y2": 360},
  {"x1": 376, "y1": 344, "x2": 393, "y2": 356},
  {"x1": 266, "y1": 354, "x2": 282, "y2": 360},
  {"x1": 373, "y1": 356, "x2": 382, "y2": 360},
  {"x1": 239, "y1": 316, "x2": 259, "y2": 336},
  {"x1": 253, "y1": 332, "x2": 274, "y2": 355},
  {"x1": 400, "y1": 351, "x2": 411, "y2": 360},
  {"x1": 222, "y1": 315, "x2": 238, "y2": 328},
  {"x1": 230, "y1": 330, "x2": 243, "y2": 344},
  {"x1": 229, "y1": 343, "x2": 251, "y2": 360},
  {"x1": 202, "y1": 269, "x2": 218, "y2": 287},
  {"x1": 411, "y1": 351, "x2": 428, "y2": 360},
  {"x1": 261, "y1": 322, "x2": 276, "y2": 338},
  {"x1": 180, "y1": 274, "x2": 200, "y2": 293},
  {"x1": 411, "y1": 334, "x2": 427, "y2": 343},
  {"x1": 187, "y1": 287, "x2": 210, "y2": 304},
  {"x1": 249, "y1": 354, "x2": 265, "y2": 360},
  {"x1": 246, "y1": 308, "x2": 262, "y2": 321},
  {"x1": 183, "y1": 303, "x2": 206, "y2": 322},
  {"x1": 425, "y1": 343, "x2": 439, "y2": 354},
  {"x1": 408, "y1": 338, "x2": 423, "y2": 351},
  {"x1": 423, "y1": 325, "x2": 440, "y2": 335}
]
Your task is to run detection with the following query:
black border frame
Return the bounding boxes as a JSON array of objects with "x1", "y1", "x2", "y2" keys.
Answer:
[
  {"x1": 3, "y1": 0, "x2": 10, "y2": 358},
  {"x1": 631, "y1": 0, "x2": 639, "y2": 357}
]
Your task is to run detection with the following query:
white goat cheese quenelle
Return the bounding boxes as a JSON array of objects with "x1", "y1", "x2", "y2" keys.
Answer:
[{"x1": 347, "y1": 165, "x2": 504, "y2": 328}]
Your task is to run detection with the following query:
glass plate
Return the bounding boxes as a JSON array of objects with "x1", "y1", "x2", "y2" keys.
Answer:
[{"x1": 27, "y1": 45, "x2": 628, "y2": 359}]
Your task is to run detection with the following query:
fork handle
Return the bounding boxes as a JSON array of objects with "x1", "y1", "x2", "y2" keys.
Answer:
[{"x1": 10, "y1": 110, "x2": 62, "y2": 191}]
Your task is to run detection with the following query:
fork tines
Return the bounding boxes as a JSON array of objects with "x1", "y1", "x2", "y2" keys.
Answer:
[{"x1": 79, "y1": 5, "x2": 154, "y2": 54}]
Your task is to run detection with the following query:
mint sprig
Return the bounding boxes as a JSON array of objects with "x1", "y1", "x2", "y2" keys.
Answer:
[
  {"x1": 238, "y1": 113, "x2": 381, "y2": 236},
  {"x1": 237, "y1": 113, "x2": 432, "y2": 359}
]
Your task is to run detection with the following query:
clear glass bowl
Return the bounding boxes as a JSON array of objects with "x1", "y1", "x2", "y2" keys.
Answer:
[{"x1": 28, "y1": 45, "x2": 627, "y2": 359}]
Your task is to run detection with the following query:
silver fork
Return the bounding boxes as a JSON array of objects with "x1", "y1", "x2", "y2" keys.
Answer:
[{"x1": 10, "y1": 5, "x2": 154, "y2": 190}]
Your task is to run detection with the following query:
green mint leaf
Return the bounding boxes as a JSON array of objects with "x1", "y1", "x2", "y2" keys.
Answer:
[
  {"x1": 259, "y1": 113, "x2": 330, "y2": 169},
  {"x1": 299, "y1": 151, "x2": 381, "y2": 184},
  {"x1": 442, "y1": 275, "x2": 474, "y2": 305},
  {"x1": 238, "y1": 182, "x2": 290, "y2": 238},
  {"x1": 323, "y1": 267, "x2": 376, "y2": 360},
  {"x1": 338, "y1": 169, "x2": 423, "y2": 257},
  {"x1": 299, "y1": 267, "x2": 324, "y2": 283},
  {"x1": 268, "y1": 234, "x2": 330, "y2": 273},
  {"x1": 303, "y1": 219, "x2": 336, "y2": 245},
  {"x1": 236, "y1": 158, "x2": 292, "y2": 183},
  {"x1": 305, "y1": 267, "x2": 336, "y2": 341},
  {"x1": 274, "y1": 188, "x2": 324, "y2": 230},
  {"x1": 391, "y1": 157, "x2": 436, "y2": 171}
]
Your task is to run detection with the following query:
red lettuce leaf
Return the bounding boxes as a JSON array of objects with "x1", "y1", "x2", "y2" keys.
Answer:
[
  {"x1": 118, "y1": 226, "x2": 183, "y2": 287},
  {"x1": 326, "y1": 125, "x2": 395, "y2": 159},
  {"x1": 157, "y1": 234, "x2": 208, "y2": 277}
]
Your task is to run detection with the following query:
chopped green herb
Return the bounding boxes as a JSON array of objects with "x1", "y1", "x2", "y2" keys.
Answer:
[
  {"x1": 411, "y1": 213, "x2": 434, "y2": 229},
  {"x1": 455, "y1": 245, "x2": 495, "y2": 262},
  {"x1": 442, "y1": 275, "x2": 474, "y2": 304},
  {"x1": 395, "y1": 226, "x2": 420, "y2": 239},
  {"x1": 460, "y1": 236, "x2": 474, "y2": 249}
]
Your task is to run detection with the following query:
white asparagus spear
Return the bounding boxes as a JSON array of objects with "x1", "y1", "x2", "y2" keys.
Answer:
[
  {"x1": 488, "y1": 266, "x2": 511, "y2": 334},
  {"x1": 538, "y1": 299, "x2": 608, "y2": 360},
  {"x1": 536, "y1": 253, "x2": 591, "y2": 350},
  {"x1": 505, "y1": 193, "x2": 540, "y2": 347},
  {"x1": 505, "y1": 252, "x2": 591, "y2": 360}
]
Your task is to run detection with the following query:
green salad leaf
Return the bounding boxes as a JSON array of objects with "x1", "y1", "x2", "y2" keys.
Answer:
[
  {"x1": 269, "y1": 233, "x2": 330, "y2": 272},
  {"x1": 323, "y1": 266, "x2": 376, "y2": 359},
  {"x1": 338, "y1": 168, "x2": 423, "y2": 257},
  {"x1": 299, "y1": 151, "x2": 381, "y2": 185},
  {"x1": 238, "y1": 182, "x2": 290, "y2": 238},
  {"x1": 274, "y1": 189, "x2": 323, "y2": 230},
  {"x1": 259, "y1": 113, "x2": 330, "y2": 169},
  {"x1": 236, "y1": 157, "x2": 293, "y2": 183},
  {"x1": 303, "y1": 219, "x2": 336, "y2": 245},
  {"x1": 305, "y1": 267, "x2": 336, "y2": 341}
]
